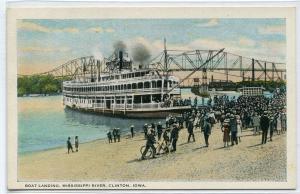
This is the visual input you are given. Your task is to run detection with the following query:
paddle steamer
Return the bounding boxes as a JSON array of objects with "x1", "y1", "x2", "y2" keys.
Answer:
[{"x1": 62, "y1": 45, "x2": 191, "y2": 118}]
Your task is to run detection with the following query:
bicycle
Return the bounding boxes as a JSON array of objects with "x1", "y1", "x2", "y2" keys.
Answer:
[{"x1": 140, "y1": 140, "x2": 170, "y2": 160}]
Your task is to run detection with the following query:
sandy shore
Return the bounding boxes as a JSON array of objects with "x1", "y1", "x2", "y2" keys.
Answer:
[{"x1": 19, "y1": 125, "x2": 286, "y2": 182}]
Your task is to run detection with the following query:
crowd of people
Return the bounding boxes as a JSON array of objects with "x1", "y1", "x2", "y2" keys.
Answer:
[
  {"x1": 107, "y1": 128, "x2": 121, "y2": 143},
  {"x1": 80, "y1": 88, "x2": 286, "y2": 160},
  {"x1": 140, "y1": 89, "x2": 287, "y2": 159}
]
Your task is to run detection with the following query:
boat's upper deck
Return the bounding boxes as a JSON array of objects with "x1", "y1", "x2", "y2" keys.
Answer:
[{"x1": 63, "y1": 69, "x2": 179, "y2": 87}]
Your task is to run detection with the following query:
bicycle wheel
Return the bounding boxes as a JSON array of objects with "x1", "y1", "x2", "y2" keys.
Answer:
[{"x1": 140, "y1": 145, "x2": 153, "y2": 159}]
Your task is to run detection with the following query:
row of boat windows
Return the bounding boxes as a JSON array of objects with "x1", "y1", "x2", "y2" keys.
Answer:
[
  {"x1": 100, "y1": 70, "x2": 153, "y2": 81},
  {"x1": 65, "y1": 94, "x2": 162, "y2": 104},
  {"x1": 63, "y1": 80, "x2": 177, "y2": 92}
]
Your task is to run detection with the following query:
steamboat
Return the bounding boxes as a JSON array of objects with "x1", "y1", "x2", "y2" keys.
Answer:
[{"x1": 62, "y1": 42, "x2": 192, "y2": 118}]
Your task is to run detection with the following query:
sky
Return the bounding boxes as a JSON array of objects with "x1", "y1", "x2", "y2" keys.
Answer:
[{"x1": 17, "y1": 19, "x2": 286, "y2": 75}]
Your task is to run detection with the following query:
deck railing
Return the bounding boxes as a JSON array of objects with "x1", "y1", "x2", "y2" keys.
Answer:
[{"x1": 63, "y1": 88, "x2": 180, "y2": 95}]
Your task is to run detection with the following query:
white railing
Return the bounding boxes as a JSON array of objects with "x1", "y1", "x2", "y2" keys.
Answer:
[
  {"x1": 133, "y1": 103, "x2": 160, "y2": 109},
  {"x1": 63, "y1": 75, "x2": 164, "y2": 87},
  {"x1": 62, "y1": 88, "x2": 180, "y2": 95},
  {"x1": 93, "y1": 103, "x2": 105, "y2": 108}
]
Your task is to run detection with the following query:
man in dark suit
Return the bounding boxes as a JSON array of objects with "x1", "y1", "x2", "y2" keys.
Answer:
[
  {"x1": 141, "y1": 128, "x2": 156, "y2": 160},
  {"x1": 170, "y1": 123, "x2": 180, "y2": 152},
  {"x1": 187, "y1": 118, "x2": 195, "y2": 142},
  {"x1": 203, "y1": 117, "x2": 212, "y2": 147},
  {"x1": 260, "y1": 111, "x2": 270, "y2": 144},
  {"x1": 157, "y1": 122, "x2": 163, "y2": 141},
  {"x1": 112, "y1": 128, "x2": 117, "y2": 143}
]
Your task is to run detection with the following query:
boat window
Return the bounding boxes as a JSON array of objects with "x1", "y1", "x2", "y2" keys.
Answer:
[
  {"x1": 138, "y1": 82, "x2": 143, "y2": 89},
  {"x1": 122, "y1": 85, "x2": 125, "y2": 90},
  {"x1": 133, "y1": 95, "x2": 141, "y2": 103},
  {"x1": 142, "y1": 95, "x2": 151, "y2": 103},
  {"x1": 152, "y1": 81, "x2": 156, "y2": 88},
  {"x1": 127, "y1": 84, "x2": 131, "y2": 89},
  {"x1": 135, "y1": 72, "x2": 140, "y2": 77},
  {"x1": 141, "y1": 72, "x2": 145, "y2": 76},
  {"x1": 152, "y1": 94, "x2": 161, "y2": 102},
  {"x1": 164, "y1": 81, "x2": 168, "y2": 87},
  {"x1": 157, "y1": 80, "x2": 162, "y2": 87},
  {"x1": 132, "y1": 83, "x2": 137, "y2": 89},
  {"x1": 144, "y1": 82, "x2": 150, "y2": 88}
]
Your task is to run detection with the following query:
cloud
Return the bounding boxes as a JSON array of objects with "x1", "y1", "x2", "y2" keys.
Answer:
[
  {"x1": 258, "y1": 25, "x2": 285, "y2": 35},
  {"x1": 238, "y1": 37, "x2": 256, "y2": 47},
  {"x1": 105, "y1": 28, "x2": 115, "y2": 33},
  {"x1": 87, "y1": 27, "x2": 103, "y2": 33},
  {"x1": 87, "y1": 26, "x2": 115, "y2": 33},
  {"x1": 54, "y1": 28, "x2": 79, "y2": 33},
  {"x1": 18, "y1": 21, "x2": 79, "y2": 33},
  {"x1": 19, "y1": 46, "x2": 70, "y2": 53},
  {"x1": 18, "y1": 21, "x2": 50, "y2": 33},
  {"x1": 197, "y1": 19, "x2": 219, "y2": 27}
]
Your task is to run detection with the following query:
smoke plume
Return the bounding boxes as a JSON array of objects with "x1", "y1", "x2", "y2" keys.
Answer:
[
  {"x1": 132, "y1": 43, "x2": 151, "y2": 65},
  {"x1": 113, "y1": 40, "x2": 127, "y2": 55}
]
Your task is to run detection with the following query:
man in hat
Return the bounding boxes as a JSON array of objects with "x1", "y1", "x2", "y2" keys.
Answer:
[
  {"x1": 157, "y1": 121, "x2": 163, "y2": 141},
  {"x1": 130, "y1": 125, "x2": 134, "y2": 138},
  {"x1": 107, "y1": 130, "x2": 113, "y2": 143},
  {"x1": 141, "y1": 127, "x2": 156, "y2": 160},
  {"x1": 170, "y1": 123, "x2": 180, "y2": 152},
  {"x1": 203, "y1": 117, "x2": 212, "y2": 147},
  {"x1": 260, "y1": 111, "x2": 270, "y2": 144},
  {"x1": 143, "y1": 123, "x2": 148, "y2": 139},
  {"x1": 229, "y1": 114, "x2": 238, "y2": 146},
  {"x1": 112, "y1": 128, "x2": 117, "y2": 143},
  {"x1": 187, "y1": 117, "x2": 195, "y2": 143},
  {"x1": 252, "y1": 112, "x2": 260, "y2": 135}
]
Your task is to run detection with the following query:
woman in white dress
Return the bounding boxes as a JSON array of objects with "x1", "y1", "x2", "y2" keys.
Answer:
[
  {"x1": 276, "y1": 113, "x2": 282, "y2": 135},
  {"x1": 236, "y1": 115, "x2": 243, "y2": 142}
]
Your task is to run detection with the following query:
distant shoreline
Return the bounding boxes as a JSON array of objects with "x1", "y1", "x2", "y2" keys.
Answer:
[{"x1": 19, "y1": 93, "x2": 62, "y2": 97}]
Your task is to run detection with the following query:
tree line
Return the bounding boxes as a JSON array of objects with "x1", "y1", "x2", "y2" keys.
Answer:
[{"x1": 17, "y1": 75, "x2": 68, "y2": 97}]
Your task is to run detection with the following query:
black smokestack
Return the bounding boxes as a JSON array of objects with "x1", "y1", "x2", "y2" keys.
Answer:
[
  {"x1": 132, "y1": 43, "x2": 151, "y2": 68},
  {"x1": 119, "y1": 51, "x2": 123, "y2": 71}
]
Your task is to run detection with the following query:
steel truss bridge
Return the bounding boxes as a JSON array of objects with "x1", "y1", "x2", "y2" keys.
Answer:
[{"x1": 18, "y1": 49, "x2": 286, "y2": 87}]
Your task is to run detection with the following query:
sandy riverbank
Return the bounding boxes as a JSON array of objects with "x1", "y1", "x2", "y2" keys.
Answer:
[{"x1": 18, "y1": 125, "x2": 286, "y2": 182}]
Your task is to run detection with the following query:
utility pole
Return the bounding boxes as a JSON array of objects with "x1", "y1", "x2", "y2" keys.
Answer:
[
  {"x1": 164, "y1": 38, "x2": 168, "y2": 77},
  {"x1": 251, "y1": 58, "x2": 255, "y2": 82}
]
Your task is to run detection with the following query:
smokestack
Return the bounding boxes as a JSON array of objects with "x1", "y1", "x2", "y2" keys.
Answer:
[
  {"x1": 97, "y1": 60, "x2": 101, "y2": 82},
  {"x1": 119, "y1": 51, "x2": 123, "y2": 71}
]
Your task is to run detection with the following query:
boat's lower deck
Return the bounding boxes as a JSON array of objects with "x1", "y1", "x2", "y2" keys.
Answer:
[{"x1": 65, "y1": 104, "x2": 191, "y2": 118}]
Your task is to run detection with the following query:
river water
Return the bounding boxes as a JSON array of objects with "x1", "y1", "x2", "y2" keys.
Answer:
[{"x1": 18, "y1": 88, "x2": 272, "y2": 154}]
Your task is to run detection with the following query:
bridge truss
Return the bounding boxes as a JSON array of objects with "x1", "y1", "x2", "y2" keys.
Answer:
[{"x1": 18, "y1": 49, "x2": 286, "y2": 87}]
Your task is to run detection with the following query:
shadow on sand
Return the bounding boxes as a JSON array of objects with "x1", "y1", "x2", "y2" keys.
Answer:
[
  {"x1": 192, "y1": 146, "x2": 208, "y2": 151},
  {"x1": 247, "y1": 143, "x2": 263, "y2": 148}
]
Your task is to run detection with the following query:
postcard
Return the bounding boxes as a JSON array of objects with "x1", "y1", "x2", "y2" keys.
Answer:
[{"x1": 6, "y1": 4, "x2": 296, "y2": 190}]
